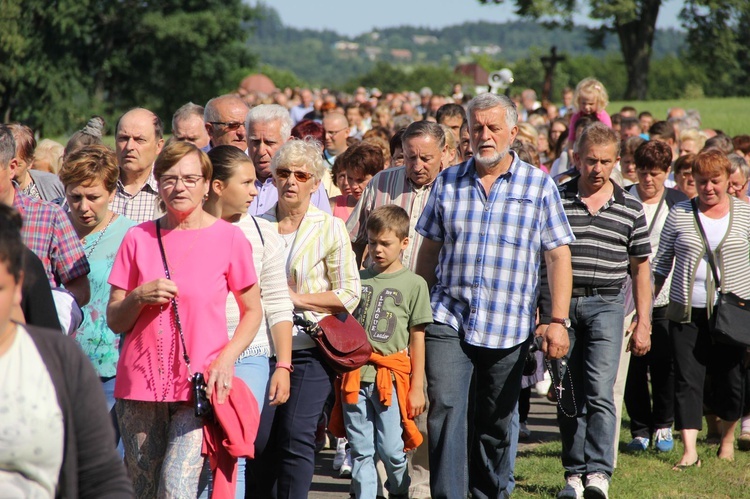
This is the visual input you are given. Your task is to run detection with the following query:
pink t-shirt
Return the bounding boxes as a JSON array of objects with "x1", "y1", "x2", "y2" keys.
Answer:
[
  {"x1": 109, "y1": 219, "x2": 257, "y2": 402},
  {"x1": 567, "y1": 110, "x2": 612, "y2": 143}
]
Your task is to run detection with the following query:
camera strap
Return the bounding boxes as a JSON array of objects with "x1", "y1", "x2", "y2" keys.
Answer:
[{"x1": 156, "y1": 219, "x2": 193, "y2": 378}]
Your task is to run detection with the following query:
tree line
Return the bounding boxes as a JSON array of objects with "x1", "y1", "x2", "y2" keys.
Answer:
[{"x1": 1, "y1": 0, "x2": 748, "y2": 136}]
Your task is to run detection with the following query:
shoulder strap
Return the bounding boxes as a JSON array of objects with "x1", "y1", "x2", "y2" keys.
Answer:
[
  {"x1": 647, "y1": 190, "x2": 667, "y2": 236},
  {"x1": 250, "y1": 216, "x2": 265, "y2": 247},
  {"x1": 155, "y1": 220, "x2": 192, "y2": 373},
  {"x1": 691, "y1": 198, "x2": 722, "y2": 289}
]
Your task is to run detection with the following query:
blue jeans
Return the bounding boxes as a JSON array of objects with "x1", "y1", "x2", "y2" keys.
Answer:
[
  {"x1": 235, "y1": 356, "x2": 271, "y2": 498},
  {"x1": 197, "y1": 355, "x2": 271, "y2": 499},
  {"x1": 425, "y1": 323, "x2": 528, "y2": 499},
  {"x1": 246, "y1": 348, "x2": 333, "y2": 498},
  {"x1": 101, "y1": 377, "x2": 124, "y2": 457},
  {"x1": 344, "y1": 381, "x2": 409, "y2": 498},
  {"x1": 557, "y1": 291, "x2": 625, "y2": 479}
]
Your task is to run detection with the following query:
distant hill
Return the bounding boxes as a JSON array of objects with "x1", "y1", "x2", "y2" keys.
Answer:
[{"x1": 247, "y1": 4, "x2": 686, "y2": 88}]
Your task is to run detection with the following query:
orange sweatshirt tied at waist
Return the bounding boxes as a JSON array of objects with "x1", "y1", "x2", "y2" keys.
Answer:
[{"x1": 329, "y1": 350, "x2": 423, "y2": 451}]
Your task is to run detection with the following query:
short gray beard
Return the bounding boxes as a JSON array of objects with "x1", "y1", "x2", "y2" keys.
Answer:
[{"x1": 474, "y1": 147, "x2": 508, "y2": 169}]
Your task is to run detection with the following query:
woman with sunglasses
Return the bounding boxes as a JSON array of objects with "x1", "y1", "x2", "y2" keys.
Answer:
[
  {"x1": 247, "y1": 138, "x2": 360, "y2": 497},
  {"x1": 107, "y1": 141, "x2": 262, "y2": 497}
]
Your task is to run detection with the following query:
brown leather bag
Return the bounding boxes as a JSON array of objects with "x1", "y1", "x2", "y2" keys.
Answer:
[{"x1": 294, "y1": 313, "x2": 373, "y2": 374}]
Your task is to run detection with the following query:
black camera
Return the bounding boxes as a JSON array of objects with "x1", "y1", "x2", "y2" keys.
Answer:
[{"x1": 192, "y1": 372, "x2": 213, "y2": 419}]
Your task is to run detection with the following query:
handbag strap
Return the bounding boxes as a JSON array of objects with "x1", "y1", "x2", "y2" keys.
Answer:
[
  {"x1": 691, "y1": 198, "x2": 722, "y2": 290},
  {"x1": 250, "y1": 216, "x2": 265, "y2": 247},
  {"x1": 155, "y1": 219, "x2": 193, "y2": 375}
]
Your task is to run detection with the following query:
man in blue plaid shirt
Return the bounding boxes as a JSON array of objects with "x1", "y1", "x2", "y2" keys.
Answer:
[{"x1": 415, "y1": 93, "x2": 575, "y2": 498}]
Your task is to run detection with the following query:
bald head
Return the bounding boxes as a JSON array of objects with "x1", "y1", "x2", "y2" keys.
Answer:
[
  {"x1": 323, "y1": 112, "x2": 350, "y2": 156},
  {"x1": 116, "y1": 108, "x2": 164, "y2": 176},
  {"x1": 205, "y1": 95, "x2": 249, "y2": 149}
]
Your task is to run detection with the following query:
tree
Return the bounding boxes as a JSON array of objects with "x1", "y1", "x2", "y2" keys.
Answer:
[
  {"x1": 0, "y1": 0, "x2": 258, "y2": 135},
  {"x1": 680, "y1": 0, "x2": 750, "y2": 97},
  {"x1": 479, "y1": 0, "x2": 662, "y2": 99}
]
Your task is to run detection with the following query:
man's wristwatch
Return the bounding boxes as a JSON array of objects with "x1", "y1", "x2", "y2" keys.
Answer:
[{"x1": 550, "y1": 317, "x2": 571, "y2": 328}]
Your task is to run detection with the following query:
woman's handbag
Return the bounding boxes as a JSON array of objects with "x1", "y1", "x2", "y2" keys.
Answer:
[
  {"x1": 692, "y1": 200, "x2": 750, "y2": 347},
  {"x1": 293, "y1": 312, "x2": 373, "y2": 374},
  {"x1": 156, "y1": 220, "x2": 213, "y2": 418}
]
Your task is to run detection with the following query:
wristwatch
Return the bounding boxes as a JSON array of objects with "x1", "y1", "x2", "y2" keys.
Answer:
[{"x1": 550, "y1": 317, "x2": 571, "y2": 328}]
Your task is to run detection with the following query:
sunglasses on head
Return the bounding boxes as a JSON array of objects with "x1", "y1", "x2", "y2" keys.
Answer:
[{"x1": 276, "y1": 168, "x2": 314, "y2": 182}]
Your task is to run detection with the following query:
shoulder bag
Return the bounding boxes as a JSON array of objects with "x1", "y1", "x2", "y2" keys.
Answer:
[
  {"x1": 293, "y1": 312, "x2": 373, "y2": 374},
  {"x1": 692, "y1": 199, "x2": 750, "y2": 347}
]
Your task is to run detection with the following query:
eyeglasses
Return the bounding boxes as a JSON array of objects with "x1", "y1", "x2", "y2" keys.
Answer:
[
  {"x1": 324, "y1": 128, "x2": 347, "y2": 137},
  {"x1": 160, "y1": 175, "x2": 204, "y2": 188},
  {"x1": 209, "y1": 121, "x2": 245, "y2": 131},
  {"x1": 275, "y1": 168, "x2": 314, "y2": 182},
  {"x1": 729, "y1": 181, "x2": 748, "y2": 191}
]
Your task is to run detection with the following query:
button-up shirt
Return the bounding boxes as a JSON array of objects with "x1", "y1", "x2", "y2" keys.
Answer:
[
  {"x1": 13, "y1": 188, "x2": 89, "y2": 287},
  {"x1": 248, "y1": 177, "x2": 332, "y2": 216},
  {"x1": 347, "y1": 166, "x2": 434, "y2": 272},
  {"x1": 110, "y1": 169, "x2": 163, "y2": 223},
  {"x1": 415, "y1": 153, "x2": 575, "y2": 349}
]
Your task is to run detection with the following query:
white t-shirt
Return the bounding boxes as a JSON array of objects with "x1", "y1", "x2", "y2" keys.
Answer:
[
  {"x1": 692, "y1": 212, "x2": 730, "y2": 307},
  {"x1": 0, "y1": 325, "x2": 64, "y2": 498}
]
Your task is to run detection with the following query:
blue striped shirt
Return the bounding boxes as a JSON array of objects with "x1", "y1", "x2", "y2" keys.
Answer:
[{"x1": 415, "y1": 153, "x2": 575, "y2": 349}]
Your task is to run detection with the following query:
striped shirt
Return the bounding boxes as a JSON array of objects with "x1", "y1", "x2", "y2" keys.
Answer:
[
  {"x1": 559, "y1": 179, "x2": 651, "y2": 288},
  {"x1": 415, "y1": 153, "x2": 575, "y2": 349},
  {"x1": 109, "y1": 170, "x2": 163, "y2": 223},
  {"x1": 347, "y1": 166, "x2": 435, "y2": 272},
  {"x1": 654, "y1": 197, "x2": 750, "y2": 323},
  {"x1": 12, "y1": 189, "x2": 89, "y2": 287}
]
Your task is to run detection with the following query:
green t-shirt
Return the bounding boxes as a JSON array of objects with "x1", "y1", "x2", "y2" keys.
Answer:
[{"x1": 354, "y1": 267, "x2": 433, "y2": 383}]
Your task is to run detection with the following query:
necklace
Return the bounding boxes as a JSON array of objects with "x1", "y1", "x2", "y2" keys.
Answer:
[{"x1": 82, "y1": 212, "x2": 115, "y2": 259}]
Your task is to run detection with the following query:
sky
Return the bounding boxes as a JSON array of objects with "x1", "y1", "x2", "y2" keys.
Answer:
[{"x1": 257, "y1": 0, "x2": 685, "y2": 38}]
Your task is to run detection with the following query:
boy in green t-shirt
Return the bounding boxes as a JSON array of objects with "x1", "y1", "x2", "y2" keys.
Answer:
[{"x1": 343, "y1": 205, "x2": 433, "y2": 499}]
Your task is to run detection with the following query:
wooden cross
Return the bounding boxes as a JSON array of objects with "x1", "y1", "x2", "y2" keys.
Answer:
[{"x1": 541, "y1": 46, "x2": 566, "y2": 103}]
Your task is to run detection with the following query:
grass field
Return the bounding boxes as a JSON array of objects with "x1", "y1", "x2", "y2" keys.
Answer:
[
  {"x1": 610, "y1": 97, "x2": 750, "y2": 138},
  {"x1": 514, "y1": 422, "x2": 750, "y2": 498}
]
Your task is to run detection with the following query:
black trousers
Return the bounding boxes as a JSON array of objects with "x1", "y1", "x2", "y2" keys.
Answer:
[
  {"x1": 624, "y1": 306, "x2": 674, "y2": 438},
  {"x1": 670, "y1": 308, "x2": 746, "y2": 430}
]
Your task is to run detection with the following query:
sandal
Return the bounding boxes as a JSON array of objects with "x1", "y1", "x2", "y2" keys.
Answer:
[{"x1": 672, "y1": 458, "x2": 701, "y2": 471}]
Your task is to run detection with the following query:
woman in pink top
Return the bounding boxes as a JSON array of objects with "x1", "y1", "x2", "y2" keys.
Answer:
[{"x1": 107, "y1": 141, "x2": 262, "y2": 497}]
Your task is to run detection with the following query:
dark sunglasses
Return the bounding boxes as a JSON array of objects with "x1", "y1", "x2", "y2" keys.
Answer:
[
  {"x1": 276, "y1": 169, "x2": 314, "y2": 182},
  {"x1": 209, "y1": 121, "x2": 244, "y2": 131}
]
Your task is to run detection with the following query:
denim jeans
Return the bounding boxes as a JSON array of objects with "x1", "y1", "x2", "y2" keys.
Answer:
[
  {"x1": 343, "y1": 381, "x2": 409, "y2": 498},
  {"x1": 425, "y1": 322, "x2": 528, "y2": 499},
  {"x1": 245, "y1": 348, "x2": 333, "y2": 498},
  {"x1": 235, "y1": 356, "x2": 271, "y2": 498},
  {"x1": 557, "y1": 291, "x2": 625, "y2": 479},
  {"x1": 101, "y1": 377, "x2": 124, "y2": 457}
]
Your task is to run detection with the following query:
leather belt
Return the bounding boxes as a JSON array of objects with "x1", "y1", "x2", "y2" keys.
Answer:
[{"x1": 571, "y1": 286, "x2": 622, "y2": 298}]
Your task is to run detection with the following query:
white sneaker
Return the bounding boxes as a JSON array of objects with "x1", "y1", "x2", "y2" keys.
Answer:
[
  {"x1": 583, "y1": 472, "x2": 609, "y2": 499},
  {"x1": 339, "y1": 448, "x2": 353, "y2": 478},
  {"x1": 332, "y1": 438, "x2": 347, "y2": 471},
  {"x1": 557, "y1": 474, "x2": 584, "y2": 499}
]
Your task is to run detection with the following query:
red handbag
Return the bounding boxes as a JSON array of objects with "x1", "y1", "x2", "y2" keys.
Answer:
[{"x1": 294, "y1": 313, "x2": 373, "y2": 374}]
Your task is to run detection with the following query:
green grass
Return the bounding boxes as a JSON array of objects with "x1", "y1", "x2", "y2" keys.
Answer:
[
  {"x1": 610, "y1": 97, "x2": 750, "y2": 138},
  {"x1": 513, "y1": 423, "x2": 750, "y2": 498}
]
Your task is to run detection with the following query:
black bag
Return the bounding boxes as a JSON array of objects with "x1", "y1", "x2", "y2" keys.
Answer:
[{"x1": 692, "y1": 200, "x2": 750, "y2": 347}]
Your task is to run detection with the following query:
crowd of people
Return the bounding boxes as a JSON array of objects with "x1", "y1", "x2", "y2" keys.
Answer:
[{"x1": 2, "y1": 74, "x2": 750, "y2": 499}]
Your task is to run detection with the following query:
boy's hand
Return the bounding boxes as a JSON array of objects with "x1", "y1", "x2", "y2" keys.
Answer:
[{"x1": 407, "y1": 386, "x2": 425, "y2": 419}]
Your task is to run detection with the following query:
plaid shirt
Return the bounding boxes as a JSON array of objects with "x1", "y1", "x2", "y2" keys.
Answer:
[
  {"x1": 13, "y1": 189, "x2": 90, "y2": 287},
  {"x1": 416, "y1": 153, "x2": 575, "y2": 349},
  {"x1": 347, "y1": 166, "x2": 435, "y2": 272},
  {"x1": 109, "y1": 170, "x2": 163, "y2": 223}
]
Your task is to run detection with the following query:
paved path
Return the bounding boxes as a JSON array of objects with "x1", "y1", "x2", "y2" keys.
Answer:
[{"x1": 309, "y1": 392, "x2": 560, "y2": 498}]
